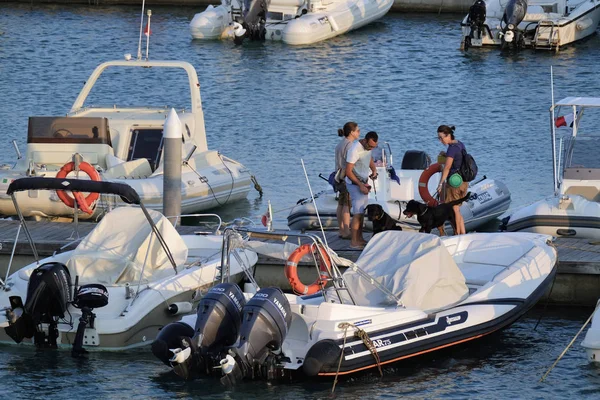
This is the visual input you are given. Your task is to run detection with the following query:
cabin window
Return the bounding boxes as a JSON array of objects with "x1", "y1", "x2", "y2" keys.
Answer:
[
  {"x1": 27, "y1": 116, "x2": 112, "y2": 146},
  {"x1": 127, "y1": 128, "x2": 164, "y2": 171}
]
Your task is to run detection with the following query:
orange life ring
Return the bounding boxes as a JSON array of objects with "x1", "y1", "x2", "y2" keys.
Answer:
[
  {"x1": 56, "y1": 161, "x2": 101, "y2": 215},
  {"x1": 285, "y1": 244, "x2": 331, "y2": 295},
  {"x1": 418, "y1": 163, "x2": 441, "y2": 207}
]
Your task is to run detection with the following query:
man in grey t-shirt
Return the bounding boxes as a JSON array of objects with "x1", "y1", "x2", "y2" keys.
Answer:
[{"x1": 345, "y1": 131, "x2": 378, "y2": 248}]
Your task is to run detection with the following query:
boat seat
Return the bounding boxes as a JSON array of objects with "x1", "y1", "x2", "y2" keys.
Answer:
[
  {"x1": 565, "y1": 186, "x2": 600, "y2": 202},
  {"x1": 103, "y1": 155, "x2": 153, "y2": 179}
]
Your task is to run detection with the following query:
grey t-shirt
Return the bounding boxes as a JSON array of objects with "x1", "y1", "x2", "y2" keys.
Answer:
[{"x1": 335, "y1": 138, "x2": 353, "y2": 179}]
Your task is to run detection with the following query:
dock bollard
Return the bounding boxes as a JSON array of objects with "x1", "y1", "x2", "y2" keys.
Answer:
[{"x1": 163, "y1": 108, "x2": 182, "y2": 225}]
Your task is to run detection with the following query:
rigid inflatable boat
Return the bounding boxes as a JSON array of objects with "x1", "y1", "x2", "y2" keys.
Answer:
[
  {"x1": 153, "y1": 228, "x2": 557, "y2": 381},
  {"x1": 0, "y1": 57, "x2": 254, "y2": 220},
  {"x1": 503, "y1": 97, "x2": 600, "y2": 239},
  {"x1": 461, "y1": 0, "x2": 600, "y2": 51},
  {"x1": 287, "y1": 148, "x2": 511, "y2": 233},
  {"x1": 190, "y1": 0, "x2": 394, "y2": 45},
  {"x1": 0, "y1": 178, "x2": 257, "y2": 352}
]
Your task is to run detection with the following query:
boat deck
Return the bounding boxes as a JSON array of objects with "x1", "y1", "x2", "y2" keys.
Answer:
[{"x1": 0, "y1": 220, "x2": 598, "y2": 305}]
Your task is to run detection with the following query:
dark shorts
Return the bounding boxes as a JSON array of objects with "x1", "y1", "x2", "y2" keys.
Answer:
[
  {"x1": 336, "y1": 181, "x2": 351, "y2": 206},
  {"x1": 445, "y1": 181, "x2": 469, "y2": 204}
]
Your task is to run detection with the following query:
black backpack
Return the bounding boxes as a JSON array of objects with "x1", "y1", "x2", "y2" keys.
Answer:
[{"x1": 459, "y1": 148, "x2": 478, "y2": 182}]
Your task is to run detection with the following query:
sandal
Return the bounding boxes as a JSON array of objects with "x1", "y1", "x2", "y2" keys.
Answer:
[{"x1": 350, "y1": 244, "x2": 365, "y2": 250}]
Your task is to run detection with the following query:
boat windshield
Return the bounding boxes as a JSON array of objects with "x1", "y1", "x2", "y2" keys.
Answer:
[
  {"x1": 565, "y1": 135, "x2": 600, "y2": 169},
  {"x1": 27, "y1": 116, "x2": 112, "y2": 145}
]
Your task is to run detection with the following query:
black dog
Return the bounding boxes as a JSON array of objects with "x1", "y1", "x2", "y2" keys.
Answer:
[
  {"x1": 365, "y1": 204, "x2": 403, "y2": 235},
  {"x1": 403, "y1": 192, "x2": 471, "y2": 235}
]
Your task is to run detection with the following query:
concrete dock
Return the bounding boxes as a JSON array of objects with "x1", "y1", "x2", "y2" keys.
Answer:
[{"x1": 0, "y1": 219, "x2": 598, "y2": 305}]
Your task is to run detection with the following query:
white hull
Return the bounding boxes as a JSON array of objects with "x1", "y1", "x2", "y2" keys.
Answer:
[
  {"x1": 0, "y1": 155, "x2": 252, "y2": 220},
  {"x1": 162, "y1": 231, "x2": 557, "y2": 378},
  {"x1": 190, "y1": 0, "x2": 393, "y2": 45},
  {"x1": 288, "y1": 169, "x2": 511, "y2": 232},
  {"x1": 582, "y1": 301, "x2": 600, "y2": 362},
  {"x1": 461, "y1": 0, "x2": 600, "y2": 50},
  {"x1": 504, "y1": 194, "x2": 600, "y2": 239},
  {"x1": 0, "y1": 207, "x2": 258, "y2": 351}
]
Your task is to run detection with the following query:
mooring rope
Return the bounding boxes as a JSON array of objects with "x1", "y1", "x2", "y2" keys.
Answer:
[{"x1": 332, "y1": 322, "x2": 383, "y2": 393}]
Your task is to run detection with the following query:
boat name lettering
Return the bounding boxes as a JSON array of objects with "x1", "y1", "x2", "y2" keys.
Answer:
[
  {"x1": 354, "y1": 319, "x2": 372, "y2": 327},
  {"x1": 372, "y1": 339, "x2": 392, "y2": 348},
  {"x1": 446, "y1": 315, "x2": 461, "y2": 324},
  {"x1": 272, "y1": 297, "x2": 287, "y2": 318},
  {"x1": 228, "y1": 291, "x2": 243, "y2": 311},
  {"x1": 477, "y1": 192, "x2": 492, "y2": 204}
]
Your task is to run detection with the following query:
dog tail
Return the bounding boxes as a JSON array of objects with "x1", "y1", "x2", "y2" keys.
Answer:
[{"x1": 448, "y1": 191, "x2": 471, "y2": 207}]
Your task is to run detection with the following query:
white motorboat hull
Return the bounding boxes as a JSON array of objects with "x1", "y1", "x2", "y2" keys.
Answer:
[
  {"x1": 0, "y1": 155, "x2": 252, "y2": 220},
  {"x1": 155, "y1": 231, "x2": 557, "y2": 379},
  {"x1": 189, "y1": 0, "x2": 394, "y2": 45},
  {"x1": 582, "y1": 301, "x2": 600, "y2": 362},
  {"x1": 287, "y1": 176, "x2": 511, "y2": 232},
  {"x1": 0, "y1": 220, "x2": 258, "y2": 351},
  {"x1": 460, "y1": 0, "x2": 600, "y2": 50},
  {"x1": 504, "y1": 195, "x2": 600, "y2": 239}
]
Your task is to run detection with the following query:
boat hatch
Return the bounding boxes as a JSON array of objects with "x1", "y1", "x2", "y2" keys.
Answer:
[
  {"x1": 27, "y1": 116, "x2": 112, "y2": 146},
  {"x1": 127, "y1": 127, "x2": 164, "y2": 171}
]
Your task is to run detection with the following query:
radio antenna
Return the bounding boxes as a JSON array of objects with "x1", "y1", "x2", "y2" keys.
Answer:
[{"x1": 137, "y1": 0, "x2": 146, "y2": 60}]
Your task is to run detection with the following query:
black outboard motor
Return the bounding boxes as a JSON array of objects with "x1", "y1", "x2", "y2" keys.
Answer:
[
  {"x1": 400, "y1": 150, "x2": 431, "y2": 170},
  {"x1": 232, "y1": 0, "x2": 271, "y2": 44},
  {"x1": 71, "y1": 283, "x2": 109, "y2": 357},
  {"x1": 220, "y1": 287, "x2": 292, "y2": 385},
  {"x1": 501, "y1": 0, "x2": 528, "y2": 50},
  {"x1": 152, "y1": 282, "x2": 246, "y2": 380},
  {"x1": 4, "y1": 262, "x2": 72, "y2": 347},
  {"x1": 464, "y1": 0, "x2": 487, "y2": 50}
]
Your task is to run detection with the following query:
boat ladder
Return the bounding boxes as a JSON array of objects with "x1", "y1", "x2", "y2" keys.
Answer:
[{"x1": 534, "y1": 20, "x2": 561, "y2": 51}]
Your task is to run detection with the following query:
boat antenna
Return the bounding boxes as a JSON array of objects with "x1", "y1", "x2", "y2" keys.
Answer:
[
  {"x1": 550, "y1": 65, "x2": 558, "y2": 196},
  {"x1": 300, "y1": 159, "x2": 329, "y2": 248},
  {"x1": 137, "y1": 0, "x2": 146, "y2": 60}
]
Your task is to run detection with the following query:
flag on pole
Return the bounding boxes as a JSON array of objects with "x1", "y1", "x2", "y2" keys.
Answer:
[
  {"x1": 555, "y1": 113, "x2": 574, "y2": 128},
  {"x1": 144, "y1": 22, "x2": 152, "y2": 36}
]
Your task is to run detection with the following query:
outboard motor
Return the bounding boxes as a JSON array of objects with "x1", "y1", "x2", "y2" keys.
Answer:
[
  {"x1": 71, "y1": 283, "x2": 109, "y2": 357},
  {"x1": 464, "y1": 0, "x2": 487, "y2": 50},
  {"x1": 233, "y1": 0, "x2": 271, "y2": 44},
  {"x1": 152, "y1": 282, "x2": 246, "y2": 380},
  {"x1": 220, "y1": 287, "x2": 292, "y2": 385},
  {"x1": 400, "y1": 150, "x2": 431, "y2": 170},
  {"x1": 501, "y1": 0, "x2": 528, "y2": 50},
  {"x1": 4, "y1": 262, "x2": 72, "y2": 348}
]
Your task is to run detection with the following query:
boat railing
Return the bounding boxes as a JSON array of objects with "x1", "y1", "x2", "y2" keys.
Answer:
[{"x1": 218, "y1": 227, "x2": 403, "y2": 307}]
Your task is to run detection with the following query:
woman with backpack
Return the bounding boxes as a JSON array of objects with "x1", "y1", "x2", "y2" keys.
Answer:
[{"x1": 437, "y1": 125, "x2": 469, "y2": 235}]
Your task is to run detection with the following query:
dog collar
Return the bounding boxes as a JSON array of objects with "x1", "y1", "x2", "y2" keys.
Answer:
[{"x1": 419, "y1": 208, "x2": 428, "y2": 217}]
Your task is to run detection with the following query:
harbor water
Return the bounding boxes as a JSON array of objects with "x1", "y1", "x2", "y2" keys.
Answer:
[{"x1": 1, "y1": 4, "x2": 600, "y2": 398}]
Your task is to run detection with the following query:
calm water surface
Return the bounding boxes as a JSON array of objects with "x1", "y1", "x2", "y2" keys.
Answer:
[{"x1": 1, "y1": 4, "x2": 600, "y2": 398}]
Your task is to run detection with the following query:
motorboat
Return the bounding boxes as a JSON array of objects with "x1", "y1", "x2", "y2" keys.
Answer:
[
  {"x1": 287, "y1": 147, "x2": 511, "y2": 233},
  {"x1": 581, "y1": 300, "x2": 600, "y2": 362},
  {"x1": 502, "y1": 97, "x2": 600, "y2": 239},
  {"x1": 461, "y1": 0, "x2": 600, "y2": 51},
  {"x1": 0, "y1": 57, "x2": 256, "y2": 220},
  {"x1": 152, "y1": 228, "x2": 557, "y2": 381},
  {"x1": 0, "y1": 177, "x2": 258, "y2": 352},
  {"x1": 189, "y1": 0, "x2": 394, "y2": 45}
]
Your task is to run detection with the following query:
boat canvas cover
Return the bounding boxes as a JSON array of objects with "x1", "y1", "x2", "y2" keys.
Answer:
[
  {"x1": 67, "y1": 207, "x2": 188, "y2": 284},
  {"x1": 343, "y1": 231, "x2": 468, "y2": 311}
]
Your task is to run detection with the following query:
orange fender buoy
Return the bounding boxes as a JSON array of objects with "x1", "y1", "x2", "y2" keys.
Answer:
[
  {"x1": 56, "y1": 161, "x2": 101, "y2": 215},
  {"x1": 418, "y1": 163, "x2": 441, "y2": 207},
  {"x1": 285, "y1": 244, "x2": 331, "y2": 295}
]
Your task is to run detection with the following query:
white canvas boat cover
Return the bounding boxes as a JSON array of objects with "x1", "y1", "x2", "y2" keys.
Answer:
[
  {"x1": 343, "y1": 231, "x2": 468, "y2": 311},
  {"x1": 67, "y1": 207, "x2": 188, "y2": 285}
]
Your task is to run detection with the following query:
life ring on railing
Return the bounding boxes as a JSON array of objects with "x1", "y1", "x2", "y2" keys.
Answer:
[
  {"x1": 285, "y1": 244, "x2": 331, "y2": 295},
  {"x1": 56, "y1": 161, "x2": 101, "y2": 215},
  {"x1": 418, "y1": 163, "x2": 442, "y2": 207}
]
